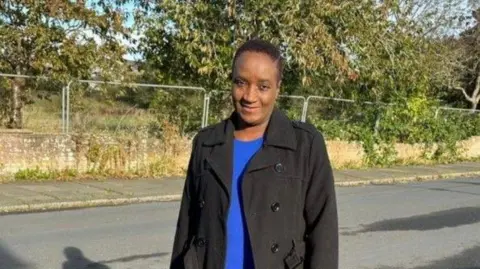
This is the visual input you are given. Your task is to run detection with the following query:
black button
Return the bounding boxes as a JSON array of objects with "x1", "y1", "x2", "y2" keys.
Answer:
[
  {"x1": 274, "y1": 163, "x2": 284, "y2": 173},
  {"x1": 195, "y1": 238, "x2": 206, "y2": 247},
  {"x1": 271, "y1": 243, "x2": 279, "y2": 253},
  {"x1": 199, "y1": 200, "x2": 205, "y2": 208},
  {"x1": 271, "y1": 202, "x2": 280, "y2": 212}
]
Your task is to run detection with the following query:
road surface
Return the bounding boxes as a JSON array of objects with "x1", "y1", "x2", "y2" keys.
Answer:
[{"x1": 1, "y1": 178, "x2": 479, "y2": 269}]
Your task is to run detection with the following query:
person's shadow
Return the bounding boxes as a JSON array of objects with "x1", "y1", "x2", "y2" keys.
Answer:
[
  {"x1": 62, "y1": 247, "x2": 110, "y2": 269},
  {"x1": 0, "y1": 241, "x2": 30, "y2": 269}
]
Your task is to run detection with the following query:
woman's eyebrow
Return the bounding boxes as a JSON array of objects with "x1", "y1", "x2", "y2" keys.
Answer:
[
  {"x1": 258, "y1": 79, "x2": 271, "y2": 84},
  {"x1": 232, "y1": 74, "x2": 246, "y2": 80}
]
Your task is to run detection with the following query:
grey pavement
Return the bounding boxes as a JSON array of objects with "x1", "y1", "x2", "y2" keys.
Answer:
[
  {"x1": 0, "y1": 178, "x2": 479, "y2": 269},
  {"x1": 1, "y1": 162, "x2": 480, "y2": 214}
]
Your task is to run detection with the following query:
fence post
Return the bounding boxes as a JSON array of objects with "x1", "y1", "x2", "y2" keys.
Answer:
[
  {"x1": 202, "y1": 91, "x2": 208, "y2": 128},
  {"x1": 61, "y1": 85, "x2": 66, "y2": 133},
  {"x1": 301, "y1": 97, "x2": 310, "y2": 122},
  {"x1": 374, "y1": 112, "x2": 381, "y2": 136},
  {"x1": 204, "y1": 93, "x2": 211, "y2": 127},
  {"x1": 65, "y1": 81, "x2": 73, "y2": 134},
  {"x1": 434, "y1": 108, "x2": 441, "y2": 119}
]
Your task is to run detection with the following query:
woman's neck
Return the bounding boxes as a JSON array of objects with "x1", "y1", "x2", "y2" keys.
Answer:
[{"x1": 234, "y1": 121, "x2": 268, "y2": 141}]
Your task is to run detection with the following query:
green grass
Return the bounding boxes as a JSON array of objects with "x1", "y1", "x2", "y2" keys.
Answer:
[{"x1": 14, "y1": 167, "x2": 78, "y2": 181}]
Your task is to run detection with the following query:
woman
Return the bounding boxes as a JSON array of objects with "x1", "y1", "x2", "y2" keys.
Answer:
[{"x1": 170, "y1": 39, "x2": 338, "y2": 269}]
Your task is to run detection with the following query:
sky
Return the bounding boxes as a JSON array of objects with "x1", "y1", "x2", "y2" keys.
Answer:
[
  {"x1": 84, "y1": 0, "x2": 141, "y2": 61},
  {"x1": 121, "y1": 1, "x2": 142, "y2": 61}
]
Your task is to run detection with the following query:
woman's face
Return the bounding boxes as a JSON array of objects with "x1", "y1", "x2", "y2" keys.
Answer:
[{"x1": 231, "y1": 51, "x2": 280, "y2": 127}]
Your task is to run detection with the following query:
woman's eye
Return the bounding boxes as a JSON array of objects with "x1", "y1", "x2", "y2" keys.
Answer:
[
  {"x1": 234, "y1": 79, "x2": 245, "y2": 86},
  {"x1": 260, "y1": 85, "x2": 270, "y2": 91}
]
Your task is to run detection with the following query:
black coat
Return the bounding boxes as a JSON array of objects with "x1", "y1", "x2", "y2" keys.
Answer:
[{"x1": 170, "y1": 108, "x2": 338, "y2": 269}]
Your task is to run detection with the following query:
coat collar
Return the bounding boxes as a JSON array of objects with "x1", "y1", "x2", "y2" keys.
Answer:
[{"x1": 203, "y1": 108, "x2": 297, "y2": 150}]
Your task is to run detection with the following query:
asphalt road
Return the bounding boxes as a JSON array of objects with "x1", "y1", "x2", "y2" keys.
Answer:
[{"x1": 1, "y1": 178, "x2": 480, "y2": 269}]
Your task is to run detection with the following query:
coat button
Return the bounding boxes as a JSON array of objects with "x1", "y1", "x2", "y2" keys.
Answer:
[
  {"x1": 274, "y1": 163, "x2": 284, "y2": 173},
  {"x1": 198, "y1": 200, "x2": 205, "y2": 208},
  {"x1": 271, "y1": 243, "x2": 279, "y2": 253},
  {"x1": 271, "y1": 202, "x2": 280, "y2": 212},
  {"x1": 195, "y1": 238, "x2": 206, "y2": 247}
]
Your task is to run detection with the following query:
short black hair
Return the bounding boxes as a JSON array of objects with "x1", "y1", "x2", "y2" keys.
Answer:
[{"x1": 232, "y1": 38, "x2": 283, "y2": 81}]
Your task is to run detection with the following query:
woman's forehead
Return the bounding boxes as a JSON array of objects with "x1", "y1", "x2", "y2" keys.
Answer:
[{"x1": 233, "y1": 52, "x2": 280, "y2": 81}]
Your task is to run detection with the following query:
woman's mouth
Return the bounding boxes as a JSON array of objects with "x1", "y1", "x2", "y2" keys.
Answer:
[{"x1": 241, "y1": 105, "x2": 259, "y2": 113}]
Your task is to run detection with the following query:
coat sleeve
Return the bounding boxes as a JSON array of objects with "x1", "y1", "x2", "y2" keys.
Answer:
[
  {"x1": 303, "y1": 132, "x2": 339, "y2": 269},
  {"x1": 169, "y1": 135, "x2": 199, "y2": 269}
]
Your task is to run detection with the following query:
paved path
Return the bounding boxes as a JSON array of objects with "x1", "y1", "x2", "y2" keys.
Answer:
[
  {"x1": 1, "y1": 162, "x2": 480, "y2": 214},
  {"x1": 1, "y1": 178, "x2": 479, "y2": 269}
]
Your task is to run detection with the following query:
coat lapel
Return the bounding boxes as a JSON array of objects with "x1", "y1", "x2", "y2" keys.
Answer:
[
  {"x1": 202, "y1": 108, "x2": 298, "y2": 197},
  {"x1": 246, "y1": 109, "x2": 297, "y2": 173},
  {"x1": 203, "y1": 118, "x2": 234, "y2": 198}
]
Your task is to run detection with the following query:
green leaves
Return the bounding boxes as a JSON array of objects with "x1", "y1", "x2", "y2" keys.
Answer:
[
  {"x1": 0, "y1": 0, "x2": 137, "y2": 127},
  {"x1": 139, "y1": 0, "x2": 386, "y2": 92},
  {"x1": 137, "y1": 0, "x2": 457, "y2": 103}
]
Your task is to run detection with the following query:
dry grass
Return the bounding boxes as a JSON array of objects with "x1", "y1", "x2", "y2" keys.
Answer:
[
  {"x1": 23, "y1": 97, "x2": 63, "y2": 133},
  {"x1": 12, "y1": 96, "x2": 480, "y2": 181},
  {"x1": 144, "y1": 120, "x2": 193, "y2": 177},
  {"x1": 16, "y1": 96, "x2": 193, "y2": 181},
  {"x1": 23, "y1": 95, "x2": 157, "y2": 137}
]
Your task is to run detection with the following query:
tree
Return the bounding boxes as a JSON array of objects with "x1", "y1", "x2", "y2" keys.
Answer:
[
  {"x1": 446, "y1": 8, "x2": 480, "y2": 110},
  {"x1": 137, "y1": 1, "x2": 459, "y2": 103},
  {"x1": 399, "y1": 0, "x2": 472, "y2": 37},
  {"x1": 0, "y1": 0, "x2": 133, "y2": 128},
  {"x1": 137, "y1": 0, "x2": 386, "y2": 94}
]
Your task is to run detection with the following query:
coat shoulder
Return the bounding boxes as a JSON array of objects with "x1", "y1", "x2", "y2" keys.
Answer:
[
  {"x1": 292, "y1": 120, "x2": 325, "y2": 139},
  {"x1": 291, "y1": 120, "x2": 328, "y2": 154},
  {"x1": 195, "y1": 121, "x2": 224, "y2": 138}
]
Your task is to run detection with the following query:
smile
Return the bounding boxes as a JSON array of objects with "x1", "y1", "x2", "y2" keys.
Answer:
[{"x1": 241, "y1": 106, "x2": 259, "y2": 113}]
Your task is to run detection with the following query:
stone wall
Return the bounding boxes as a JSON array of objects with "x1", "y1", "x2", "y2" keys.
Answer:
[
  {"x1": 458, "y1": 136, "x2": 480, "y2": 159},
  {"x1": 1, "y1": 129, "x2": 480, "y2": 176},
  {"x1": 0, "y1": 130, "x2": 150, "y2": 175},
  {"x1": 325, "y1": 140, "x2": 364, "y2": 167},
  {"x1": 0, "y1": 130, "x2": 76, "y2": 175}
]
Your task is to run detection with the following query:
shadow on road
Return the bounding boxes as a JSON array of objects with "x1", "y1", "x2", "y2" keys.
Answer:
[
  {"x1": 342, "y1": 207, "x2": 480, "y2": 235},
  {"x1": 62, "y1": 246, "x2": 170, "y2": 268},
  {"x1": 62, "y1": 247, "x2": 110, "y2": 269},
  {"x1": 376, "y1": 244, "x2": 480, "y2": 269},
  {"x1": 449, "y1": 180, "x2": 480, "y2": 186},
  {"x1": 394, "y1": 182, "x2": 480, "y2": 197},
  {"x1": 96, "y1": 252, "x2": 169, "y2": 264},
  {"x1": 0, "y1": 241, "x2": 31, "y2": 269}
]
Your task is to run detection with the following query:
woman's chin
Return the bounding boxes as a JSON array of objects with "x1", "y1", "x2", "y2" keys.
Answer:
[{"x1": 237, "y1": 112, "x2": 262, "y2": 127}]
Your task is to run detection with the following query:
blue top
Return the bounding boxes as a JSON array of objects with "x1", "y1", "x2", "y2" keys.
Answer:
[{"x1": 224, "y1": 137, "x2": 263, "y2": 269}]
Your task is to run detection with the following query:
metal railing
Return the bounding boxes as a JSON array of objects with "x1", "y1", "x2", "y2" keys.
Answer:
[
  {"x1": 204, "y1": 91, "x2": 306, "y2": 126},
  {"x1": 434, "y1": 106, "x2": 480, "y2": 118},
  {"x1": 0, "y1": 73, "x2": 208, "y2": 134},
  {"x1": 1, "y1": 72, "x2": 479, "y2": 135}
]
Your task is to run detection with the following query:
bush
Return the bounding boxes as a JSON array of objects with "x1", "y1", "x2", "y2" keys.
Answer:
[{"x1": 309, "y1": 97, "x2": 480, "y2": 166}]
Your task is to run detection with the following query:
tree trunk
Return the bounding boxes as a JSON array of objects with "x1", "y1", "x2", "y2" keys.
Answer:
[
  {"x1": 6, "y1": 75, "x2": 23, "y2": 129},
  {"x1": 472, "y1": 73, "x2": 480, "y2": 112},
  {"x1": 472, "y1": 100, "x2": 479, "y2": 111}
]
